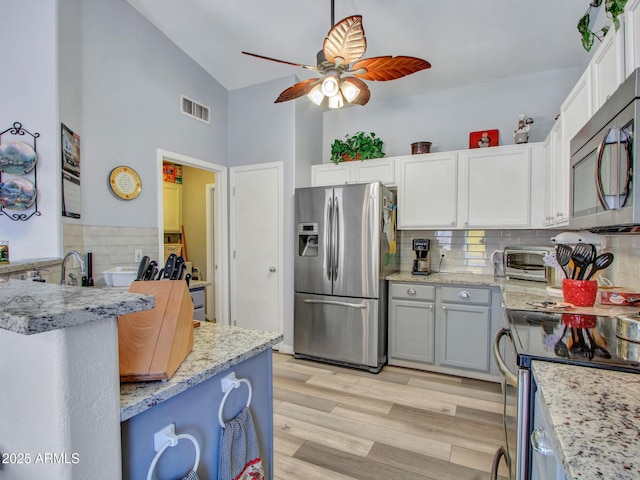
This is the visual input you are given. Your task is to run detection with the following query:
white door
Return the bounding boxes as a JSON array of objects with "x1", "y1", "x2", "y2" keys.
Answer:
[{"x1": 230, "y1": 162, "x2": 283, "y2": 334}]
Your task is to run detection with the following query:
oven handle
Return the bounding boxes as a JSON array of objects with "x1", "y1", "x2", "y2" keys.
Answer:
[{"x1": 493, "y1": 328, "x2": 518, "y2": 388}]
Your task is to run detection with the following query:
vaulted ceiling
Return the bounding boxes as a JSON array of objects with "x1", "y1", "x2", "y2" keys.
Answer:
[{"x1": 126, "y1": 0, "x2": 596, "y2": 102}]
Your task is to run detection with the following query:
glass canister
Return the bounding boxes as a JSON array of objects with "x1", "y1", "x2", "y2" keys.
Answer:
[{"x1": 0, "y1": 241, "x2": 8, "y2": 264}]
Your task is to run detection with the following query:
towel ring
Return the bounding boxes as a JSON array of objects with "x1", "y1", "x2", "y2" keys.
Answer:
[
  {"x1": 218, "y1": 371, "x2": 252, "y2": 428},
  {"x1": 146, "y1": 423, "x2": 200, "y2": 480}
]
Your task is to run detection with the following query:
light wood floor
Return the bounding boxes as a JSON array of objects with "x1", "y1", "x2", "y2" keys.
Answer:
[{"x1": 272, "y1": 353, "x2": 513, "y2": 480}]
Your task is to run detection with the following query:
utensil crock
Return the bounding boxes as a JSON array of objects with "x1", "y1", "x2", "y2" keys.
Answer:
[{"x1": 562, "y1": 279, "x2": 598, "y2": 307}]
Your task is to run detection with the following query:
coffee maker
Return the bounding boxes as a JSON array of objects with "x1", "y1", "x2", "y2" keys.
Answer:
[{"x1": 411, "y1": 239, "x2": 431, "y2": 275}]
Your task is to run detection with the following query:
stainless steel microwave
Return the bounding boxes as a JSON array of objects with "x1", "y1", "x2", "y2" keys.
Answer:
[
  {"x1": 503, "y1": 246, "x2": 551, "y2": 282},
  {"x1": 570, "y1": 69, "x2": 640, "y2": 231}
]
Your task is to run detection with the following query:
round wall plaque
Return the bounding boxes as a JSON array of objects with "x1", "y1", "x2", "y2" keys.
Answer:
[{"x1": 109, "y1": 166, "x2": 141, "y2": 200}]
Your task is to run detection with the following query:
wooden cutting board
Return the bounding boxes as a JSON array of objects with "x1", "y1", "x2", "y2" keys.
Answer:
[{"x1": 118, "y1": 280, "x2": 194, "y2": 382}]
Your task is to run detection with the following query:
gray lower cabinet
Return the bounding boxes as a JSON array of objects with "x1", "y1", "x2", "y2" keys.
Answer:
[
  {"x1": 389, "y1": 281, "x2": 501, "y2": 382},
  {"x1": 439, "y1": 302, "x2": 491, "y2": 371},
  {"x1": 389, "y1": 286, "x2": 436, "y2": 364}
]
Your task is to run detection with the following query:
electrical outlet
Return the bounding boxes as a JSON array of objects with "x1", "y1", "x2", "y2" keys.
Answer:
[
  {"x1": 134, "y1": 249, "x2": 143, "y2": 262},
  {"x1": 440, "y1": 248, "x2": 446, "y2": 258}
]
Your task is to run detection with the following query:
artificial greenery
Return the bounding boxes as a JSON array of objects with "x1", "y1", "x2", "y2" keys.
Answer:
[
  {"x1": 330, "y1": 132, "x2": 385, "y2": 164},
  {"x1": 578, "y1": 0, "x2": 628, "y2": 51}
]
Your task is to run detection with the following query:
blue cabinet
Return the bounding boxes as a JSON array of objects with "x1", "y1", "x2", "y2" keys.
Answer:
[{"x1": 121, "y1": 349, "x2": 273, "y2": 479}]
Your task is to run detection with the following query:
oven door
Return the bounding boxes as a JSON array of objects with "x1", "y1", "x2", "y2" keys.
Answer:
[{"x1": 491, "y1": 328, "x2": 519, "y2": 480}]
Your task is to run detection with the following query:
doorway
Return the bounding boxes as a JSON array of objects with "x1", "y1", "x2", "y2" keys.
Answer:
[{"x1": 157, "y1": 149, "x2": 229, "y2": 325}]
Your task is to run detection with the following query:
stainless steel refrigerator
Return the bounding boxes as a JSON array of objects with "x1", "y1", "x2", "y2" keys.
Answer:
[{"x1": 294, "y1": 181, "x2": 398, "y2": 373}]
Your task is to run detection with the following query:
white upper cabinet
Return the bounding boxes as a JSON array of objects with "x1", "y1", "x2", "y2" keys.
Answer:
[
  {"x1": 561, "y1": 67, "x2": 592, "y2": 157},
  {"x1": 397, "y1": 144, "x2": 541, "y2": 230},
  {"x1": 311, "y1": 158, "x2": 395, "y2": 186},
  {"x1": 590, "y1": 20, "x2": 626, "y2": 111},
  {"x1": 397, "y1": 152, "x2": 458, "y2": 229},
  {"x1": 543, "y1": 118, "x2": 569, "y2": 227},
  {"x1": 459, "y1": 144, "x2": 537, "y2": 228},
  {"x1": 625, "y1": 0, "x2": 640, "y2": 77}
]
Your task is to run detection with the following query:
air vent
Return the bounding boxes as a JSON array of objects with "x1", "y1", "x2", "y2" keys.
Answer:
[{"x1": 181, "y1": 95, "x2": 211, "y2": 124}]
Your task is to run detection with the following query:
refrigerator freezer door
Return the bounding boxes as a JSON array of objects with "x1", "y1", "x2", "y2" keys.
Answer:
[
  {"x1": 333, "y1": 183, "x2": 380, "y2": 299},
  {"x1": 294, "y1": 292, "x2": 385, "y2": 371},
  {"x1": 294, "y1": 186, "x2": 334, "y2": 296}
]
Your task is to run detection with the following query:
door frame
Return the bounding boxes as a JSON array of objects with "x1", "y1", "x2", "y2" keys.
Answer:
[
  {"x1": 205, "y1": 182, "x2": 215, "y2": 321},
  {"x1": 157, "y1": 149, "x2": 229, "y2": 325},
  {"x1": 229, "y1": 161, "x2": 283, "y2": 334}
]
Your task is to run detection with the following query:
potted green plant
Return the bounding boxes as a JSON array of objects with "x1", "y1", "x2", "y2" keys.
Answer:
[
  {"x1": 578, "y1": 0, "x2": 627, "y2": 51},
  {"x1": 330, "y1": 132, "x2": 385, "y2": 165}
]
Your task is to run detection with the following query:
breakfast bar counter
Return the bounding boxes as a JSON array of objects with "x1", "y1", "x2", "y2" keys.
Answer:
[{"x1": 120, "y1": 322, "x2": 282, "y2": 421}]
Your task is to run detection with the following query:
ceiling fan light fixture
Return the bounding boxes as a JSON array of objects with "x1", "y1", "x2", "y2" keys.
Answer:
[
  {"x1": 340, "y1": 81, "x2": 360, "y2": 103},
  {"x1": 307, "y1": 84, "x2": 325, "y2": 105},
  {"x1": 328, "y1": 92, "x2": 344, "y2": 109},
  {"x1": 321, "y1": 72, "x2": 340, "y2": 97}
]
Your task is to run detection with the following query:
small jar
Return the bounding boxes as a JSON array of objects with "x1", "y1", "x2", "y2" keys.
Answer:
[
  {"x1": 411, "y1": 142, "x2": 432, "y2": 154},
  {"x1": 0, "y1": 241, "x2": 8, "y2": 264}
]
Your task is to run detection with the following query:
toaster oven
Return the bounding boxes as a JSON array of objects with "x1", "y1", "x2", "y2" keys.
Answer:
[{"x1": 503, "y1": 246, "x2": 552, "y2": 282}]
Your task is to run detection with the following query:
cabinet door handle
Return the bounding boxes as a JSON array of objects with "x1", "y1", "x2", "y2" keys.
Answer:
[
  {"x1": 450, "y1": 220, "x2": 456, "y2": 226},
  {"x1": 442, "y1": 305, "x2": 446, "y2": 310},
  {"x1": 459, "y1": 291, "x2": 471, "y2": 299},
  {"x1": 531, "y1": 428, "x2": 553, "y2": 456},
  {"x1": 463, "y1": 220, "x2": 469, "y2": 226},
  {"x1": 427, "y1": 304, "x2": 433, "y2": 310},
  {"x1": 269, "y1": 266, "x2": 277, "y2": 273},
  {"x1": 407, "y1": 288, "x2": 416, "y2": 295}
]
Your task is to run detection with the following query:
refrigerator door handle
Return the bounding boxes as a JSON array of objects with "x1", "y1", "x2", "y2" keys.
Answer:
[
  {"x1": 326, "y1": 196, "x2": 333, "y2": 282},
  {"x1": 333, "y1": 195, "x2": 339, "y2": 280},
  {"x1": 302, "y1": 299, "x2": 366, "y2": 309}
]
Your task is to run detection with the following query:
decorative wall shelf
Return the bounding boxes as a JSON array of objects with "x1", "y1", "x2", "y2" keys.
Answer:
[{"x1": 0, "y1": 122, "x2": 41, "y2": 221}]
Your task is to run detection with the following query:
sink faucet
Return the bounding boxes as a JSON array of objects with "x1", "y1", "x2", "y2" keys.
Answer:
[{"x1": 60, "y1": 250, "x2": 87, "y2": 286}]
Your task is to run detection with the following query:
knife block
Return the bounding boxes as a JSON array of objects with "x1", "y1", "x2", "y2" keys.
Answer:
[{"x1": 118, "y1": 280, "x2": 194, "y2": 382}]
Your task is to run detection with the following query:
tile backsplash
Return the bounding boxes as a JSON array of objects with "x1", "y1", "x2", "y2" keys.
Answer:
[
  {"x1": 63, "y1": 224, "x2": 159, "y2": 286},
  {"x1": 399, "y1": 229, "x2": 640, "y2": 290}
]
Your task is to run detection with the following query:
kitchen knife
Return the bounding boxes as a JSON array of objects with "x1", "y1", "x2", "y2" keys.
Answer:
[
  {"x1": 155, "y1": 268, "x2": 164, "y2": 280},
  {"x1": 171, "y1": 256, "x2": 185, "y2": 280},
  {"x1": 142, "y1": 260, "x2": 157, "y2": 281},
  {"x1": 149, "y1": 266, "x2": 158, "y2": 281},
  {"x1": 163, "y1": 253, "x2": 177, "y2": 279},
  {"x1": 174, "y1": 262, "x2": 186, "y2": 281},
  {"x1": 136, "y1": 255, "x2": 150, "y2": 281},
  {"x1": 184, "y1": 273, "x2": 191, "y2": 287}
]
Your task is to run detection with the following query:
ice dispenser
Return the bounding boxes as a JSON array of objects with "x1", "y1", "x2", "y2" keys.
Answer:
[{"x1": 298, "y1": 222, "x2": 318, "y2": 257}]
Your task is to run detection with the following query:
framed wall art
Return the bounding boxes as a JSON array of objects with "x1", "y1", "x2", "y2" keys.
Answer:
[{"x1": 469, "y1": 129, "x2": 499, "y2": 149}]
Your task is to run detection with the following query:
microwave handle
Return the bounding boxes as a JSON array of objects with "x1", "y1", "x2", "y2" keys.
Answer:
[
  {"x1": 493, "y1": 329, "x2": 518, "y2": 388},
  {"x1": 595, "y1": 127, "x2": 612, "y2": 210}
]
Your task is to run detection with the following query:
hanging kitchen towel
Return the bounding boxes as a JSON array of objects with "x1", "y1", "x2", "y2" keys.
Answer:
[
  {"x1": 182, "y1": 471, "x2": 200, "y2": 480},
  {"x1": 218, "y1": 406, "x2": 265, "y2": 480}
]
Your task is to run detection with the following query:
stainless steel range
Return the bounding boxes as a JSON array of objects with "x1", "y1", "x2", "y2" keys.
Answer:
[{"x1": 492, "y1": 309, "x2": 640, "y2": 480}]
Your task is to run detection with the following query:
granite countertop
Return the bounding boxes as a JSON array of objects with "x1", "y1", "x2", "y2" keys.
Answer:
[
  {"x1": 0, "y1": 279, "x2": 154, "y2": 335},
  {"x1": 532, "y1": 361, "x2": 640, "y2": 479},
  {"x1": 387, "y1": 271, "x2": 640, "y2": 317},
  {"x1": 120, "y1": 322, "x2": 283, "y2": 421},
  {"x1": 0, "y1": 258, "x2": 61, "y2": 275}
]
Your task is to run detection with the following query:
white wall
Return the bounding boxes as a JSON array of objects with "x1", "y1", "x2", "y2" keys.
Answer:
[
  {"x1": 322, "y1": 67, "x2": 581, "y2": 160},
  {"x1": 228, "y1": 75, "x2": 323, "y2": 350},
  {"x1": 80, "y1": 0, "x2": 228, "y2": 228},
  {"x1": 1, "y1": 1, "x2": 61, "y2": 260}
]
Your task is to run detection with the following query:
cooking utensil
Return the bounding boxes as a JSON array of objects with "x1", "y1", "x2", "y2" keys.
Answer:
[
  {"x1": 175, "y1": 262, "x2": 187, "y2": 280},
  {"x1": 156, "y1": 268, "x2": 164, "y2": 280},
  {"x1": 163, "y1": 253, "x2": 177, "y2": 279},
  {"x1": 185, "y1": 273, "x2": 192, "y2": 287},
  {"x1": 571, "y1": 243, "x2": 595, "y2": 280},
  {"x1": 136, "y1": 255, "x2": 150, "y2": 281},
  {"x1": 585, "y1": 252, "x2": 614, "y2": 280},
  {"x1": 543, "y1": 252, "x2": 566, "y2": 279},
  {"x1": 555, "y1": 244, "x2": 573, "y2": 279},
  {"x1": 570, "y1": 328, "x2": 593, "y2": 359}
]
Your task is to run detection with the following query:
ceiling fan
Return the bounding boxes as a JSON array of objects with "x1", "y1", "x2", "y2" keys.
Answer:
[{"x1": 242, "y1": 2, "x2": 431, "y2": 108}]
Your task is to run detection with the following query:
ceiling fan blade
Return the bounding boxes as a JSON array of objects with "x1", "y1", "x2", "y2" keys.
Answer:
[
  {"x1": 323, "y1": 15, "x2": 367, "y2": 66},
  {"x1": 342, "y1": 77, "x2": 370, "y2": 106},
  {"x1": 351, "y1": 56, "x2": 431, "y2": 81},
  {"x1": 242, "y1": 51, "x2": 319, "y2": 71},
  {"x1": 274, "y1": 78, "x2": 320, "y2": 103}
]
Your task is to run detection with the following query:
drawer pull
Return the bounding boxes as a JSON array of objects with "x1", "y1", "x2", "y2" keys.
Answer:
[
  {"x1": 407, "y1": 288, "x2": 416, "y2": 295},
  {"x1": 459, "y1": 291, "x2": 471, "y2": 299}
]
